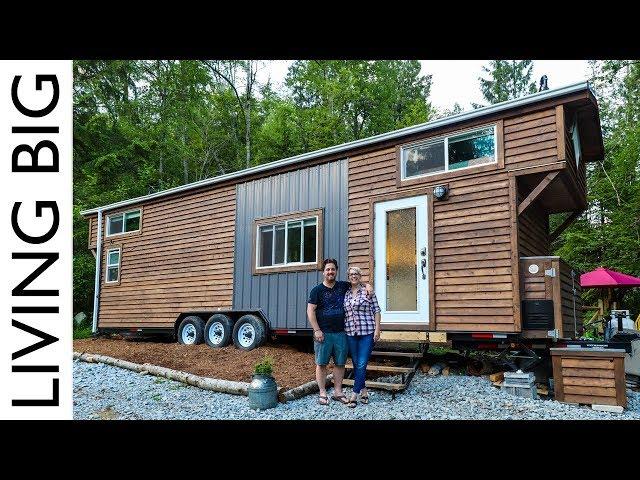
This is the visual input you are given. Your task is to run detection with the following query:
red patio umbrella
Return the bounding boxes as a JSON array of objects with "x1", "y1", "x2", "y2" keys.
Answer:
[
  {"x1": 580, "y1": 267, "x2": 640, "y2": 330},
  {"x1": 580, "y1": 267, "x2": 640, "y2": 288}
]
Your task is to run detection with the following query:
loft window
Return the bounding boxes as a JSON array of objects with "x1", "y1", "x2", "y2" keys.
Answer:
[
  {"x1": 105, "y1": 247, "x2": 121, "y2": 284},
  {"x1": 107, "y1": 209, "x2": 141, "y2": 236},
  {"x1": 401, "y1": 125, "x2": 497, "y2": 179},
  {"x1": 254, "y1": 209, "x2": 323, "y2": 274},
  {"x1": 571, "y1": 116, "x2": 582, "y2": 167}
]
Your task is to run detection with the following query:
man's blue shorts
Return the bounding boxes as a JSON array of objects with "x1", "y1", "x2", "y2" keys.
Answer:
[{"x1": 314, "y1": 331, "x2": 348, "y2": 366}]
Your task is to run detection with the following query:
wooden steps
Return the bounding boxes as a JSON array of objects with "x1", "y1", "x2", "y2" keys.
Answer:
[
  {"x1": 344, "y1": 362, "x2": 414, "y2": 373},
  {"x1": 341, "y1": 378, "x2": 405, "y2": 392},
  {"x1": 370, "y1": 350, "x2": 424, "y2": 360}
]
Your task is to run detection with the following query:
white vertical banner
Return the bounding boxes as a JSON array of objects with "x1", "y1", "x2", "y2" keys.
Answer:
[{"x1": 0, "y1": 61, "x2": 72, "y2": 419}]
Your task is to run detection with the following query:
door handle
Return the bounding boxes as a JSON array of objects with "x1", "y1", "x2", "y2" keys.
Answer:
[{"x1": 421, "y1": 258, "x2": 427, "y2": 279}]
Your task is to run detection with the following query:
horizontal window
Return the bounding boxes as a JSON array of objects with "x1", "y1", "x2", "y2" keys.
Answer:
[
  {"x1": 401, "y1": 125, "x2": 496, "y2": 180},
  {"x1": 107, "y1": 209, "x2": 141, "y2": 236},
  {"x1": 258, "y1": 217, "x2": 317, "y2": 268},
  {"x1": 253, "y1": 209, "x2": 323, "y2": 274},
  {"x1": 105, "y1": 247, "x2": 121, "y2": 284}
]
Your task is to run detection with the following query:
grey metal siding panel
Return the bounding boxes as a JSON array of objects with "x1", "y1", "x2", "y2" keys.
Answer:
[{"x1": 233, "y1": 158, "x2": 348, "y2": 330}]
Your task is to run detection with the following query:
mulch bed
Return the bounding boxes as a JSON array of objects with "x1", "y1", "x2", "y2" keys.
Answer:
[{"x1": 74, "y1": 338, "x2": 321, "y2": 391}]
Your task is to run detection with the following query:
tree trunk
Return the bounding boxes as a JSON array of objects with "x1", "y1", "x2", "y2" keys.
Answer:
[
  {"x1": 279, "y1": 374, "x2": 334, "y2": 402},
  {"x1": 245, "y1": 61, "x2": 252, "y2": 169},
  {"x1": 74, "y1": 352, "x2": 250, "y2": 396},
  {"x1": 182, "y1": 128, "x2": 189, "y2": 184},
  {"x1": 245, "y1": 101, "x2": 251, "y2": 168}
]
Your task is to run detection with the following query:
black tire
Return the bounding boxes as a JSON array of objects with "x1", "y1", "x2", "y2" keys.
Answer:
[
  {"x1": 232, "y1": 314, "x2": 266, "y2": 351},
  {"x1": 204, "y1": 314, "x2": 233, "y2": 348},
  {"x1": 177, "y1": 315, "x2": 205, "y2": 345}
]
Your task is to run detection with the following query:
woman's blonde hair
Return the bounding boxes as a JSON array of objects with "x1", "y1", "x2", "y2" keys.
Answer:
[{"x1": 348, "y1": 266, "x2": 362, "y2": 277}]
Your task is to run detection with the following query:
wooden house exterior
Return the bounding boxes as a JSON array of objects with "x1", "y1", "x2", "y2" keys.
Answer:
[{"x1": 82, "y1": 81, "x2": 604, "y2": 349}]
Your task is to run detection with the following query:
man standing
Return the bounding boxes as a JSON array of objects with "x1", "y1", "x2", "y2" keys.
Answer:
[{"x1": 307, "y1": 258, "x2": 372, "y2": 406}]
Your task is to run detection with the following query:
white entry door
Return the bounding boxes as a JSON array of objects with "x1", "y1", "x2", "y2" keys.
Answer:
[{"x1": 373, "y1": 195, "x2": 429, "y2": 323}]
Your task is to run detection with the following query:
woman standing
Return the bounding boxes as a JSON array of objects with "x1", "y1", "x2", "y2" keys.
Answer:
[{"x1": 343, "y1": 266, "x2": 381, "y2": 406}]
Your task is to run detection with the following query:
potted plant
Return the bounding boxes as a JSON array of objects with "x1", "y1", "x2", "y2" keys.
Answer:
[{"x1": 248, "y1": 356, "x2": 278, "y2": 410}]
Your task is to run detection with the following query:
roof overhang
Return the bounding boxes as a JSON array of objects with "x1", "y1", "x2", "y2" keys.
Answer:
[{"x1": 81, "y1": 80, "x2": 597, "y2": 216}]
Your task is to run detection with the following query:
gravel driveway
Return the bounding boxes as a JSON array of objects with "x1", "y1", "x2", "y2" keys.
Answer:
[{"x1": 74, "y1": 360, "x2": 640, "y2": 420}]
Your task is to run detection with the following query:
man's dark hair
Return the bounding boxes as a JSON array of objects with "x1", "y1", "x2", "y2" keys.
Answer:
[{"x1": 322, "y1": 258, "x2": 338, "y2": 271}]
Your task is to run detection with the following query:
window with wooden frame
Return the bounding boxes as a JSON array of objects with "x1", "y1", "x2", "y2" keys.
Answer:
[
  {"x1": 253, "y1": 208, "x2": 324, "y2": 274},
  {"x1": 400, "y1": 124, "x2": 498, "y2": 181},
  {"x1": 105, "y1": 247, "x2": 121, "y2": 284},
  {"x1": 106, "y1": 209, "x2": 142, "y2": 237}
]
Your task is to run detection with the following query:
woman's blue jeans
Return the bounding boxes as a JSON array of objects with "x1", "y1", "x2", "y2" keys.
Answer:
[{"x1": 346, "y1": 333, "x2": 374, "y2": 394}]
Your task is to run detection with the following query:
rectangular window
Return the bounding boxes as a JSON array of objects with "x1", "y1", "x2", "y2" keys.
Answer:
[
  {"x1": 105, "y1": 247, "x2": 121, "y2": 284},
  {"x1": 404, "y1": 140, "x2": 445, "y2": 177},
  {"x1": 401, "y1": 125, "x2": 497, "y2": 180},
  {"x1": 107, "y1": 209, "x2": 141, "y2": 236},
  {"x1": 254, "y1": 209, "x2": 323, "y2": 273},
  {"x1": 448, "y1": 127, "x2": 495, "y2": 170},
  {"x1": 571, "y1": 117, "x2": 582, "y2": 167}
]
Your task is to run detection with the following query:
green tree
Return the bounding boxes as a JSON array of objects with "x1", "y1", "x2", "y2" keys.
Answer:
[
  {"x1": 284, "y1": 60, "x2": 434, "y2": 147},
  {"x1": 478, "y1": 60, "x2": 537, "y2": 105}
]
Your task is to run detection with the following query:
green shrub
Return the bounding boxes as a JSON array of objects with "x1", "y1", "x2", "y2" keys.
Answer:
[
  {"x1": 73, "y1": 325, "x2": 93, "y2": 339},
  {"x1": 254, "y1": 356, "x2": 274, "y2": 376}
]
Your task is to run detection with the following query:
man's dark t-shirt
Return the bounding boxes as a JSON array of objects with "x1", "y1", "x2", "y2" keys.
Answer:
[{"x1": 308, "y1": 281, "x2": 350, "y2": 333}]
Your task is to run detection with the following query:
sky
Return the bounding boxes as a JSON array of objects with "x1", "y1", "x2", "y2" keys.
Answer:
[{"x1": 258, "y1": 60, "x2": 592, "y2": 112}]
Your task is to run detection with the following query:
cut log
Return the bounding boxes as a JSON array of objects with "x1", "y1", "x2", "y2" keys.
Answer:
[
  {"x1": 442, "y1": 367, "x2": 451, "y2": 376},
  {"x1": 536, "y1": 385, "x2": 549, "y2": 396},
  {"x1": 428, "y1": 363, "x2": 446, "y2": 376},
  {"x1": 420, "y1": 363, "x2": 431, "y2": 373},
  {"x1": 73, "y1": 351, "x2": 250, "y2": 396},
  {"x1": 279, "y1": 374, "x2": 334, "y2": 403},
  {"x1": 490, "y1": 372, "x2": 505, "y2": 383}
]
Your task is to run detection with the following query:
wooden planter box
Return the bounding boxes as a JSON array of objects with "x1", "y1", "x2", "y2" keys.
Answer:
[{"x1": 551, "y1": 348, "x2": 626, "y2": 408}]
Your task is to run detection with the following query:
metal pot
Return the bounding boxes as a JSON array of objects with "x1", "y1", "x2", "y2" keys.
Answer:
[{"x1": 248, "y1": 373, "x2": 278, "y2": 410}]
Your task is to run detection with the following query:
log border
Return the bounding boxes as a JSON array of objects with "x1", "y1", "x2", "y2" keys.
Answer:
[{"x1": 73, "y1": 351, "x2": 332, "y2": 403}]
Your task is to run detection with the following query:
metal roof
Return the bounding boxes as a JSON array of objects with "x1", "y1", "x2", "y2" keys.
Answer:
[{"x1": 81, "y1": 80, "x2": 593, "y2": 216}]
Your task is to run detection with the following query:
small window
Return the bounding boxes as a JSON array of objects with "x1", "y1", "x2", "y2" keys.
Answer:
[
  {"x1": 448, "y1": 127, "x2": 495, "y2": 170},
  {"x1": 401, "y1": 125, "x2": 497, "y2": 180},
  {"x1": 571, "y1": 117, "x2": 582, "y2": 167},
  {"x1": 105, "y1": 248, "x2": 120, "y2": 283},
  {"x1": 107, "y1": 209, "x2": 141, "y2": 236},
  {"x1": 404, "y1": 140, "x2": 445, "y2": 177},
  {"x1": 254, "y1": 209, "x2": 323, "y2": 273}
]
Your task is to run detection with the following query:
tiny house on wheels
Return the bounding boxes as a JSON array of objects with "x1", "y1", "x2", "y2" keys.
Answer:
[{"x1": 82, "y1": 81, "x2": 604, "y2": 352}]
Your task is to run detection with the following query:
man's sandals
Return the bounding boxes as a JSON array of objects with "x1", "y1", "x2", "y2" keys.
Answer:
[{"x1": 332, "y1": 394, "x2": 357, "y2": 408}]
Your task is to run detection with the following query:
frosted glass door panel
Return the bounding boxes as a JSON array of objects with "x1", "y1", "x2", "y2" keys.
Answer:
[{"x1": 386, "y1": 208, "x2": 417, "y2": 311}]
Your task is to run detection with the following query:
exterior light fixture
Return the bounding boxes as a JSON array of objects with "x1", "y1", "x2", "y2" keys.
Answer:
[{"x1": 433, "y1": 185, "x2": 449, "y2": 200}]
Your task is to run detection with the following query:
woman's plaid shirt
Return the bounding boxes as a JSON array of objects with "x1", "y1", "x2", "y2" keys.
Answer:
[{"x1": 343, "y1": 285, "x2": 381, "y2": 336}]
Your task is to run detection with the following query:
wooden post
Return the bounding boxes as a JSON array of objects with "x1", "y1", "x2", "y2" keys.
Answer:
[
  {"x1": 550, "y1": 210, "x2": 582, "y2": 242},
  {"x1": 517, "y1": 171, "x2": 559, "y2": 216}
]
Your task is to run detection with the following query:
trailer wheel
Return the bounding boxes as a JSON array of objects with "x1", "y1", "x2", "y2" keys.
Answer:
[
  {"x1": 204, "y1": 314, "x2": 233, "y2": 348},
  {"x1": 232, "y1": 314, "x2": 266, "y2": 351},
  {"x1": 177, "y1": 316, "x2": 205, "y2": 345}
]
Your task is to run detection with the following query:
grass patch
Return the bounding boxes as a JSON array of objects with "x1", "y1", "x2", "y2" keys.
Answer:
[
  {"x1": 151, "y1": 394, "x2": 162, "y2": 401},
  {"x1": 168, "y1": 383, "x2": 188, "y2": 390},
  {"x1": 428, "y1": 345, "x2": 455, "y2": 356},
  {"x1": 73, "y1": 326, "x2": 93, "y2": 339}
]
